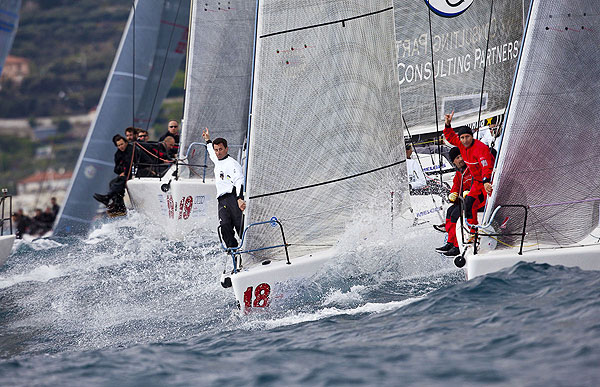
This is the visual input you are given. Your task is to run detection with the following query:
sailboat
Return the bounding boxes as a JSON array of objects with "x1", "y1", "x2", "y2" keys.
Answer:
[
  {"x1": 0, "y1": 1, "x2": 20, "y2": 265},
  {"x1": 219, "y1": 0, "x2": 407, "y2": 312},
  {"x1": 455, "y1": 0, "x2": 600, "y2": 278},
  {"x1": 54, "y1": 0, "x2": 190, "y2": 235},
  {"x1": 394, "y1": 0, "x2": 524, "y2": 223},
  {"x1": 0, "y1": 0, "x2": 20, "y2": 74},
  {"x1": 0, "y1": 191, "x2": 14, "y2": 266},
  {"x1": 126, "y1": 1, "x2": 257, "y2": 240}
]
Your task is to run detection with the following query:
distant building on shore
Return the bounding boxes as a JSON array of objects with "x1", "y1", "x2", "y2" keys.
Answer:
[
  {"x1": 17, "y1": 169, "x2": 72, "y2": 195},
  {"x1": 0, "y1": 55, "x2": 30, "y2": 86}
]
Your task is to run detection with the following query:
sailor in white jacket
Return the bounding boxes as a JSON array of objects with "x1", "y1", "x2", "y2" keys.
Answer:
[{"x1": 202, "y1": 128, "x2": 246, "y2": 248}]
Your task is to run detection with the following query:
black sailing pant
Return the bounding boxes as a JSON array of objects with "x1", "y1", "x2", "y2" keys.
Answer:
[
  {"x1": 218, "y1": 193, "x2": 243, "y2": 248},
  {"x1": 107, "y1": 175, "x2": 127, "y2": 198}
]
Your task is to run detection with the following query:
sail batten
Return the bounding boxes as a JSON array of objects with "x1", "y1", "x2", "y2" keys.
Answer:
[{"x1": 486, "y1": 0, "x2": 600, "y2": 246}]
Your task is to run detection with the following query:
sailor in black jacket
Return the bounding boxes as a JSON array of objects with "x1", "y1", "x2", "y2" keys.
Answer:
[{"x1": 93, "y1": 134, "x2": 132, "y2": 212}]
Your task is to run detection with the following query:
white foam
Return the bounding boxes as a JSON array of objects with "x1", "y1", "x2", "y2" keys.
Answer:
[
  {"x1": 0, "y1": 264, "x2": 64, "y2": 289},
  {"x1": 322, "y1": 285, "x2": 366, "y2": 307},
  {"x1": 246, "y1": 297, "x2": 421, "y2": 330}
]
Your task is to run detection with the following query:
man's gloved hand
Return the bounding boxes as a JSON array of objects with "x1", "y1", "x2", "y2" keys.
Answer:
[
  {"x1": 448, "y1": 192, "x2": 458, "y2": 202},
  {"x1": 463, "y1": 190, "x2": 470, "y2": 198}
]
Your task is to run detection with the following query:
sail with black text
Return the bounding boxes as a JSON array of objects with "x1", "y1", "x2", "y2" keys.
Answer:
[{"x1": 394, "y1": 0, "x2": 523, "y2": 135}]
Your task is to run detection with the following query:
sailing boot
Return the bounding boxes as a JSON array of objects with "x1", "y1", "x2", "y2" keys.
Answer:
[
  {"x1": 443, "y1": 246, "x2": 461, "y2": 256},
  {"x1": 435, "y1": 243, "x2": 453, "y2": 253},
  {"x1": 93, "y1": 193, "x2": 110, "y2": 206},
  {"x1": 433, "y1": 223, "x2": 446, "y2": 233}
]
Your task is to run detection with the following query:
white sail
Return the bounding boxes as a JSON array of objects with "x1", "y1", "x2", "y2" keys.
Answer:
[
  {"x1": 178, "y1": 0, "x2": 257, "y2": 178},
  {"x1": 0, "y1": 0, "x2": 20, "y2": 74},
  {"x1": 485, "y1": 0, "x2": 600, "y2": 246},
  {"x1": 394, "y1": 0, "x2": 524, "y2": 134},
  {"x1": 243, "y1": 0, "x2": 407, "y2": 263},
  {"x1": 54, "y1": 0, "x2": 190, "y2": 235}
]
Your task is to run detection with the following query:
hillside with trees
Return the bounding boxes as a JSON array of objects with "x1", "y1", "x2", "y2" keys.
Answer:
[
  {"x1": 0, "y1": 0, "x2": 132, "y2": 118},
  {"x1": 0, "y1": 0, "x2": 185, "y2": 194}
]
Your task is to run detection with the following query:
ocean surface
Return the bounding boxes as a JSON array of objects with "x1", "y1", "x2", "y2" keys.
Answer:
[{"x1": 0, "y1": 213, "x2": 599, "y2": 386}]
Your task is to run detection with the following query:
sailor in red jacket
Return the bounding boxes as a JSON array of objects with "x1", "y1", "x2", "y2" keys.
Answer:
[
  {"x1": 435, "y1": 147, "x2": 486, "y2": 256},
  {"x1": 442, "y1": 112, "x2": 494, "y2": 249}
]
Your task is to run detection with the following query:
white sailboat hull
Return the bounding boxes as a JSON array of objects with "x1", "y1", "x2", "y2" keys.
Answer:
[
  {"x1": 127, "y1": 170, "x2": 218, "y2": 240},
  {"x1": 464, "y1": 229, "x2": 600, "y2": 280},
  {"x1": 0, "y1": 234, "x2": 15, "y2": 267},
  {"x1": 228, "y1": 248, "x2": 335, "y2": 314}
]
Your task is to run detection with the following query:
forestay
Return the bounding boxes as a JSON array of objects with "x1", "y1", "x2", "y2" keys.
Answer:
[
  {"x1": 178, "y1": 1, "x2": 257, "y2": 178},
  {"x1": 54, "y1": 0, "x2": 190, "y2": 235},
  {"x1": 394, "y1": 0, "x2": 523, "y2": 132},
  {"x1": 485, "y1": 0, "x2": 600, "y2": 246},
  {"x1": 0, "y1": 0, "x2": 20, "y2": 74},
  {"x1": 244, "y1": 0, "x2": 407, "y2": 263}
]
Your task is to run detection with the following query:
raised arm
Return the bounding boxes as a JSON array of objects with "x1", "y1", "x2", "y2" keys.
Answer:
[
  {"x1": 443, "y1": 111, "x2": 460, "y2": 147},
  {"x1": 202, "y1": 127, "x2": 219, "y2": 164}
]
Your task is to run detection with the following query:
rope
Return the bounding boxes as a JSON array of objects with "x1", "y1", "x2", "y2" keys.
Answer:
[
  {"x1": 402, "y1": 114, "x2": 445, "y2": 222},
  {"x1": 131, "y1": 0, "x2": 136, "y2": 130},
  {"x1": 426, "y1": 8, "x2": 443, "y2": 188},
  {"x1": 145, "y1": 0, "x2": 184, "y2": 132},
  {"x1": 476, "y1": 0, "x2": 495, "y2": 138},
  {"x1": 134, "y1": 142, "x2": 175, "y2": 164},
  {"x1": 477, "y1": 229, "x2": 538, "y2": 249}
]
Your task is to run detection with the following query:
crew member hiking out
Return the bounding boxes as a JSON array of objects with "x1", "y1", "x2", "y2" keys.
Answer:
[
  {"x1": 443, "y1": 111, "x2": 494, "y2": 243},
  {"x1": 93, "y1": 134, "x2": 133, "y2": 215},
  {"x1": 435, "y1": 147, "x2": 484, "y2": 256},
  {"x1": 202, "y1": 127, "x2": 246, "y2": 248}
]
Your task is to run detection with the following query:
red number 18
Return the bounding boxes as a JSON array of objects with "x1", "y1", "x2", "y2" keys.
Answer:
[{"x1": 243, "y1": 283, "x2": 271, "y2": 309}]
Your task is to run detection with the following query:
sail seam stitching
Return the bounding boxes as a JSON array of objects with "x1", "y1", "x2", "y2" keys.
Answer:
[
  {"x1": 249, "y1": 159, "x2": 406, "y2": 199},
  {"x1": 259, "y1": 7, "x2": 393, "y2": 38}
]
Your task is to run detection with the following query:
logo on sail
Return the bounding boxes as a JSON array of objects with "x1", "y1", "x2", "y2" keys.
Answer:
[{"x1": 424, "y1": 0, "x2": 474, "y2": 17}]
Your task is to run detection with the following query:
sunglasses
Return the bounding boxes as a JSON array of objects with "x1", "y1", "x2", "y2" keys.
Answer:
[{"x1": 169, "y1": 125, "x2": 178, "y2": 128}]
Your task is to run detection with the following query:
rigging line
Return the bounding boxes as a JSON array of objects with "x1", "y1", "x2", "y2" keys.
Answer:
[
  {"x1": 402, "y1": 114, "x2": 446, "y2": 221},
  {"x1": 132, "y1": 0, "x2": 136, "y2": 131},
  {"x1": 476, "y1": 0, "x2": 495, "y2": 139},
  {"x1": 426, "y1": 7, "x2": 443, "y2": 189},
  {"x1": 259, "y1": 7, "x2": 393, "y2": 38},
  {"x1": 145, "y1": 0, "x2": 184, "y2": 132},
  {"x1": 249, "y1": 159, "x2": 406, "y2": 200}
]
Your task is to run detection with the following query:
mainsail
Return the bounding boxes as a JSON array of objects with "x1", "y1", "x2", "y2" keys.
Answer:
[
  {"x1": 485, "y1": 0, "x2": 600, "y2": 246},
  {"x1": 244, "y1": 0, "x2": 407, "y2": 263},
  {"x1": 54, "y1": 0, "x2": 190, "y2": 235},
  {"x1": 394, "y1": 0, "x2": 523, "y2": 134},
  {"x1": 178, "y1": 0, "x2": 257, "y2": 178},
  {"x1": 0, "y1": 0, "x2": 20, "y2": 74}
]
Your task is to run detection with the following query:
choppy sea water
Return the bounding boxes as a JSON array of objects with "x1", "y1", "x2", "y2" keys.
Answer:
[{"x1": 0, "y1": 213, "x2": 599, "y2": 386}]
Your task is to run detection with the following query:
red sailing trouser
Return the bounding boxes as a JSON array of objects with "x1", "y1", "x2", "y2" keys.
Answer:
[{"x1": 446, "y1": 193, "x2": 485, "y2": 247}]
